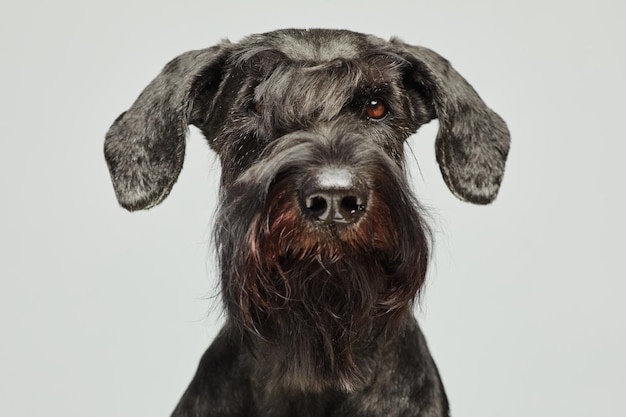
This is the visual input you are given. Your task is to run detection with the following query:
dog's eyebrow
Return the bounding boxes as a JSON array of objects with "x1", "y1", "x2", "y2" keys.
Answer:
[{"x1": 352, "y1": 83, "x2": 392, "y2": 99}]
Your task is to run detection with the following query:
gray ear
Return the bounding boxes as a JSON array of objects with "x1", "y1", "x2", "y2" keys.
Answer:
[
  {"x1": 104, "y1": 44, "x2": 229, "y2": 211},
  {"x1": 395, "y1": 42, "x2": 511, "y2": 204}
]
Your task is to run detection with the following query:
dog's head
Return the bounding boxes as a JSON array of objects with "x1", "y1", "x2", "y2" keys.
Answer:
[
  {"x1": 104, "y1": 29, "x2": 510, "y2": 391},
  {"x1": 105, "y1": 29, "x2": 509, "y2": 210}
]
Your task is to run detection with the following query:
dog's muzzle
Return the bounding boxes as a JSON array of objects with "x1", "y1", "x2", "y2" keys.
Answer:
[{"x1": 300, "y1": 168, "x2": 368, "y2": 225}]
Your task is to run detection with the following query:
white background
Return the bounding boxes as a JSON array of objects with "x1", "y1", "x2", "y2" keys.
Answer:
[{"x1": 1, "y1": 0, "x2": 624, "y2": 416}]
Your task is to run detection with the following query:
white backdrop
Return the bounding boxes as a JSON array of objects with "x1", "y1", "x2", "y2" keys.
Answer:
[{"x1": 1, "y1": 0, "x2": 624, "y2": 416}]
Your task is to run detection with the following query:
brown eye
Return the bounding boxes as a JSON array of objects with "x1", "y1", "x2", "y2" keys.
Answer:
[
  {"x1": 365, "y1": 98, "x2": 388, "y2": 120},
  {"x1": 252, "y1": 101, "x2": 264, "y2": 116}
]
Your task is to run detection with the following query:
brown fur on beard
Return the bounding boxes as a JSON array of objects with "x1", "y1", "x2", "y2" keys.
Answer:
[{"x1": 225, "y1": 170, "x2": 430, "y2": 393}]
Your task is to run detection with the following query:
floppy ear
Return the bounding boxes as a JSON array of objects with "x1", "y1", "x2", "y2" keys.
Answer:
[
  {"x1": 104, "y1": 44, "x2": 229, "y2": 211},
  {"x1": 395, "y1": 42, "x2": 511, "y2": 204}
]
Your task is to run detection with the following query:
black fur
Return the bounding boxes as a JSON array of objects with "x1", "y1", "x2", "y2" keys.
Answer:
[{"x1": 104, "y1": 29, "x2": 510, "y2": 416}]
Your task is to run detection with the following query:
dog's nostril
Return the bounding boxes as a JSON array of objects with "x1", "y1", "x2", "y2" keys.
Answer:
[
  {"x1": 306, "y1": 195, "x2": 329, "y2": 216},
  {"x1": 340, "y1": 196, "x2": 362, "y2": 215}
]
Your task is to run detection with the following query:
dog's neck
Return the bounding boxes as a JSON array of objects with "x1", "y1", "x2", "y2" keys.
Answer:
[{"x1": 242, "y1": 309, "x2": 413, "y2": 395}]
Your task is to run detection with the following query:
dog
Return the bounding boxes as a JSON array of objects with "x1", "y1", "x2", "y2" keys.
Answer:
[{"x1": 104, "y1": 29, "x2": 510, "y2": 417}]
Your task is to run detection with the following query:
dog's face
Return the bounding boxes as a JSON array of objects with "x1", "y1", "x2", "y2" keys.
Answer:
[{"x1": 104, "y1": 29, "x2": 510, "y2": 392}]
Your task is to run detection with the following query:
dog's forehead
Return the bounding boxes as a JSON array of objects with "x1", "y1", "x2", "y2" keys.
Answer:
[
  {"x1": 268, "y1": 29, "x2": 368, "y2": 61},
  {"x1": 236, "y1": 29, "x2": 386, "y2": 62}
]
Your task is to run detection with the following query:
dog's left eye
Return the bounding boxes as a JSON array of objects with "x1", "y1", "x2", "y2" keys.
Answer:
[
  {"x1": 364, "y1": 99, "x2": 388, "y2": 120},
  {"x1": 251, "y1": 101, "x2": 264, "y2": 116}
]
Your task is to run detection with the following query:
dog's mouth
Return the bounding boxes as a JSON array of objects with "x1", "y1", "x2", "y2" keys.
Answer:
[{"x1": 275, "y1": 245, "x2": 402, "y2": 277}]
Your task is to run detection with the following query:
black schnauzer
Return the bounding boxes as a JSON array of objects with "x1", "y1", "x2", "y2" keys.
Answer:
[{"x1": 105, "y1": 29, "x2": 510, "y2": 417}]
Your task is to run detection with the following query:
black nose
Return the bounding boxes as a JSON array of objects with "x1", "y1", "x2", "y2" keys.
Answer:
[{"x1": 300, "y1": 169, "x2": 368, "y2": 225}]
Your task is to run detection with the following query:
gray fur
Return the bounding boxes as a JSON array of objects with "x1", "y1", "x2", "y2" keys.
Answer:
[
  {"x1": 391, "y1": 42, "x2": 510, "y2": 204},
  {"x1": 104, "y1": 44, "x2": 230, "y2": 210},
  {"x1": 104, "y1": 29, "x2": 510, "y2": 416}
]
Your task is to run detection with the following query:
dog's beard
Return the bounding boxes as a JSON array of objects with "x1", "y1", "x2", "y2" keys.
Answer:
[
  {"x1": 218, "y1": 167, "x2": 430, "y2": 393},
  {"x1": 252, "y1": 250, "x2": 396, "y2": 393}
]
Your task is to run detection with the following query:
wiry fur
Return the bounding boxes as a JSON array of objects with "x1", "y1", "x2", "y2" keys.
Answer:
[
  {"x1": 104, "y1": 29, "x2": 510, "y2": 416},
  {"x1": 217, "y1": 133, "x2": 430, "y2": 393}
]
